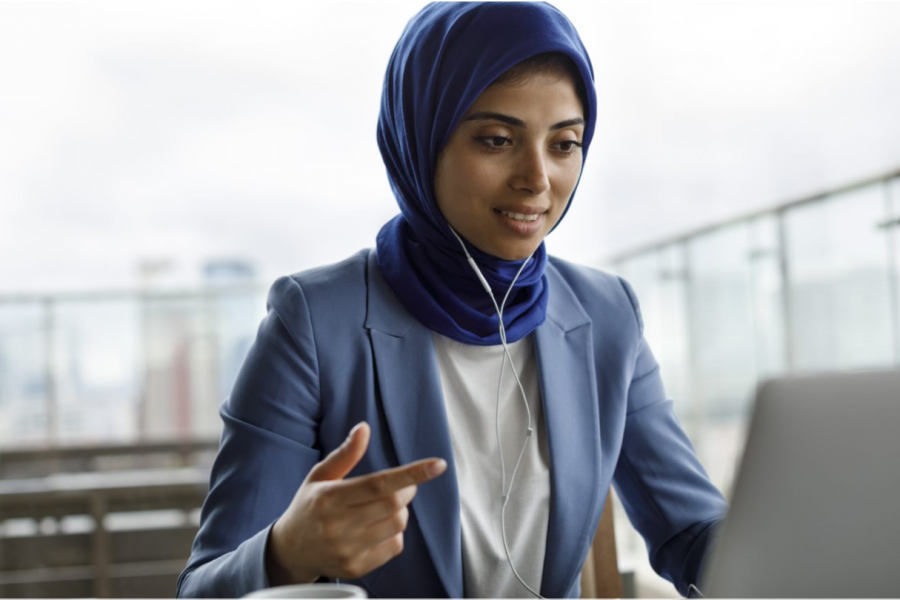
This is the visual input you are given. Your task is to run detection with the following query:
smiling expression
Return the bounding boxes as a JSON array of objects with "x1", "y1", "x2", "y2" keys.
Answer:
[{"x1": 433, "y1": 71, "x2": 585, "y2": 261}]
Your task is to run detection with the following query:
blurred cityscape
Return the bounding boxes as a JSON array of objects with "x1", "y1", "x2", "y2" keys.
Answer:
[{"x1": 0, "y1": 258, "x2": 265, "y2": 448}]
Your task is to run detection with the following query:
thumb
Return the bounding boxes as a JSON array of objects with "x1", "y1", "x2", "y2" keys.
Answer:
[{"x1": 308, "y1": 422, "x2": 369, "y2": 482}]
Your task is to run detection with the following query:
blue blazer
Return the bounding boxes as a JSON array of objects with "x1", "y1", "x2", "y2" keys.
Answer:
[{"x1": 176, "y1": 249, "x2": 728, "y2": 599}]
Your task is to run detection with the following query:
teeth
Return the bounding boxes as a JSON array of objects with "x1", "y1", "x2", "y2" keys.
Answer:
[{"x1": 500, "y1": 210, "x2": 540, "y2": 222}]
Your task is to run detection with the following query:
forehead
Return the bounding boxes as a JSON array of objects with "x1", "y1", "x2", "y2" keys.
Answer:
[{"x1": 464, "y1": 72, "x2": 584, "y2": 120}]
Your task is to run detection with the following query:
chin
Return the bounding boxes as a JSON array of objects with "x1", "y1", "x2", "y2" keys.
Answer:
[
  {"x1": 492, "y1": 244, "x2": 538, "y2": 262},
  {"x1": 464, "y1": 230, "x2": 541, "y2": 261}
]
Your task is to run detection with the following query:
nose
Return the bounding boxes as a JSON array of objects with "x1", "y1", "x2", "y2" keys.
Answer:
[{"x1": 511, "y1": 145, "x2": 550, "y2": 196}]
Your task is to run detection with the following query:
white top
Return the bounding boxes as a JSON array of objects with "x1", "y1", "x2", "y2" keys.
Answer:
[{"x1": 431, "y1": 331, "x2": 551, "y2": 598}]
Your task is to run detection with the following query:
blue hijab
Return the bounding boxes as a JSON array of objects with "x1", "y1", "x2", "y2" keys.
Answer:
[{"x1": 376, "y1": 1, "x2": 597, "y2": 345}]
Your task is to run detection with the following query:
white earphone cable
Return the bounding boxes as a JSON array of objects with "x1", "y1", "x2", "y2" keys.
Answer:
[{"x1": 448, "y1": 226, "x2": 544, "y2": 599}]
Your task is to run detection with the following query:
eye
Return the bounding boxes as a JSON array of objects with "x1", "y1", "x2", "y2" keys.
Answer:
[
  {"x1": 554, "y1": 140, "x2": 583, "y2": 154},
  {"x1": 474, "y1": 135, "x2": 512, "y2": 150}
]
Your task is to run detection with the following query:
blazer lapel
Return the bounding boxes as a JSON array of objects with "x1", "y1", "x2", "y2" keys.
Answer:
[
  {"x1": 364, "y1": 250, "x2": 463, "y2": 599},
  {"x1": 365, "y1": 250, "x2": 601, "y2": 599},
  {"x1": 536, "y1": 266, "x2": 602, "y2": 598}
]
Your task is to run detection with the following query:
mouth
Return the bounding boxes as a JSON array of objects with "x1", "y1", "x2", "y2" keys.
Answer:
[
  {"x1": 493, "y1": 207, "x2": 548, "y2": 235},
  {"x1": 492, "y1": 207, "x2": 549, "y2": 222}
]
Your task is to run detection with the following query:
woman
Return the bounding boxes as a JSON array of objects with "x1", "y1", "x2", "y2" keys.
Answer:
[{"x1": 177, "y1": 2, "x2": 728, "y2": 598}]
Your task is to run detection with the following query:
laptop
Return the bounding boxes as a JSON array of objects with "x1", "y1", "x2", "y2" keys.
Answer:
[{"x1": 699, "y1": 368, "x2": 900, "y2": 598}]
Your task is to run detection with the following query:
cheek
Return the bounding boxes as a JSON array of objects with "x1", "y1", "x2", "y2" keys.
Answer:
[
  {"x1": 547, "y1": 162, "x2": 582, "y2": 219},
  {"x1": 561, "y1": 155, "x2": 584, "y2": 186},
  {"x1": 568, "y1": 156, "x2": 585, "y2": 186},
  {"x1": 444, "y1": 153, "x2": 504, "y2": 207}
]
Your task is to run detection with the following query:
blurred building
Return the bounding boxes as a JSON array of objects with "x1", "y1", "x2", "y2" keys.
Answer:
[
  {"x1": 0, "y1": 258, "x2": 266, "y2": 449},
  {"x1": 137, "y1": 258, "x2": 261, "y2": 442}
]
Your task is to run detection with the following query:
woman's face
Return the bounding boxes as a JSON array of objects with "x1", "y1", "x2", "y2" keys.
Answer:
[{"x1": 434, "y1": 71, "x2": 585, "y2": 261}]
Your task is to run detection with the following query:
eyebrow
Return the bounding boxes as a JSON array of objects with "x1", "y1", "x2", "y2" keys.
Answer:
[{"x1": 463, "y1": 111, "x2": 585, "y2": 131}]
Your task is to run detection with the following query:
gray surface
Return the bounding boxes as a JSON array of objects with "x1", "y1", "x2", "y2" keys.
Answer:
[{"x1": 702, "y1": 368, "x2": 900, "y2": 598}]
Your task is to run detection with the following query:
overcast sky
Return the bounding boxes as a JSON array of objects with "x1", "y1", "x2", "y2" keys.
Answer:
[{"x1": 2, "y1": 0, "x2": 900, "y2": 293}]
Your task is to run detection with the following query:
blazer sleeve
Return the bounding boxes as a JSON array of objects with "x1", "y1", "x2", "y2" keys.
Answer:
[
  {"x1": 611, "y1": 276, "x2": 729, "y2": 597},
  {"x1": 176, "y1": 276, "x2": 324, "y2": 598}
]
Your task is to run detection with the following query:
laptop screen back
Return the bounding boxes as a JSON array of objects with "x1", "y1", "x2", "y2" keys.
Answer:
[{"x1": 701, "y1": 368, "x2": 900, "y2": 598}]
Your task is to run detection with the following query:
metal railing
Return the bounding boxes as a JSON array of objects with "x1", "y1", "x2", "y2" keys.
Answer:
[{"x1": 604, "y1": 166, "x2": 900, "y2": 421}]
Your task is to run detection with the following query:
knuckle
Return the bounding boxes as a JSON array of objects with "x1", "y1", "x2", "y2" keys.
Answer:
[
  {"x1": 368, "y1": 476, "x2": 388, "y2": 497},
  {"x1": 337, "y1": 543, "x2": 355, "y2": 562},
  {"x1": 391, "y1": 511, "x2": 406, "y2": 533},
  {"x1": 398, "y1": 507, "x2": 409, "y2": 532},
  {"x1": 406, "y1": 484, "x2": 418, "y2": 503},
  {"x1": 392, "y1": 532, "x2": 405, "y2": 556},
  {"x1": 386, "y1": 492, "x2": 404, "y2": 512},
  {"x1": 338, "y1": 543, "x2": 359, "y2": 564},
  {"x1": 341, "y1": 557, "x2": 363, "y2": 579}
]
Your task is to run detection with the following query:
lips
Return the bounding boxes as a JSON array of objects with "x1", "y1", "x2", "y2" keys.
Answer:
[
  {"x1": 498, "y1": 209, "x2": 540, "y2": 222},
  {"x1": 493, "y1": 208, "x2": 546, "y2": 235}
]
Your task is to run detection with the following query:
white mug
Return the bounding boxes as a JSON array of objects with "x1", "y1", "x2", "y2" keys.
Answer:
[{"x1": 244, "y1": 583, "x2": 368, "y2": 599}]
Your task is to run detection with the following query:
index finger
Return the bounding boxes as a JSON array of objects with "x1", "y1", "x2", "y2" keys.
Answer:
[{"x1": 337, "y1": 458, "x2": 447, "y2": 506}]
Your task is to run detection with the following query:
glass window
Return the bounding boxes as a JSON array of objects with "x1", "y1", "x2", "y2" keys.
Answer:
[
  {"x1": 52, "y1": 299, "x2": 141, "y2": 444},
  {"x1": 887, "y1": 176, "x2": 900, "y2": 365},
  {"x1": 749, "y1": 215, "x2": 787, "y2": 380},
  {"x1": 0, "y1": 289, "x2": 267, "y2": 448},
  {"x1": 785, "y1": 184, "x2": 894, "y2": 371},
  {"x1": 687, "y1": 224, "x2": 757, "y2": 495},
  {"x1": 0, "y1": 303, "x2": 48, "y2": 446}
]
